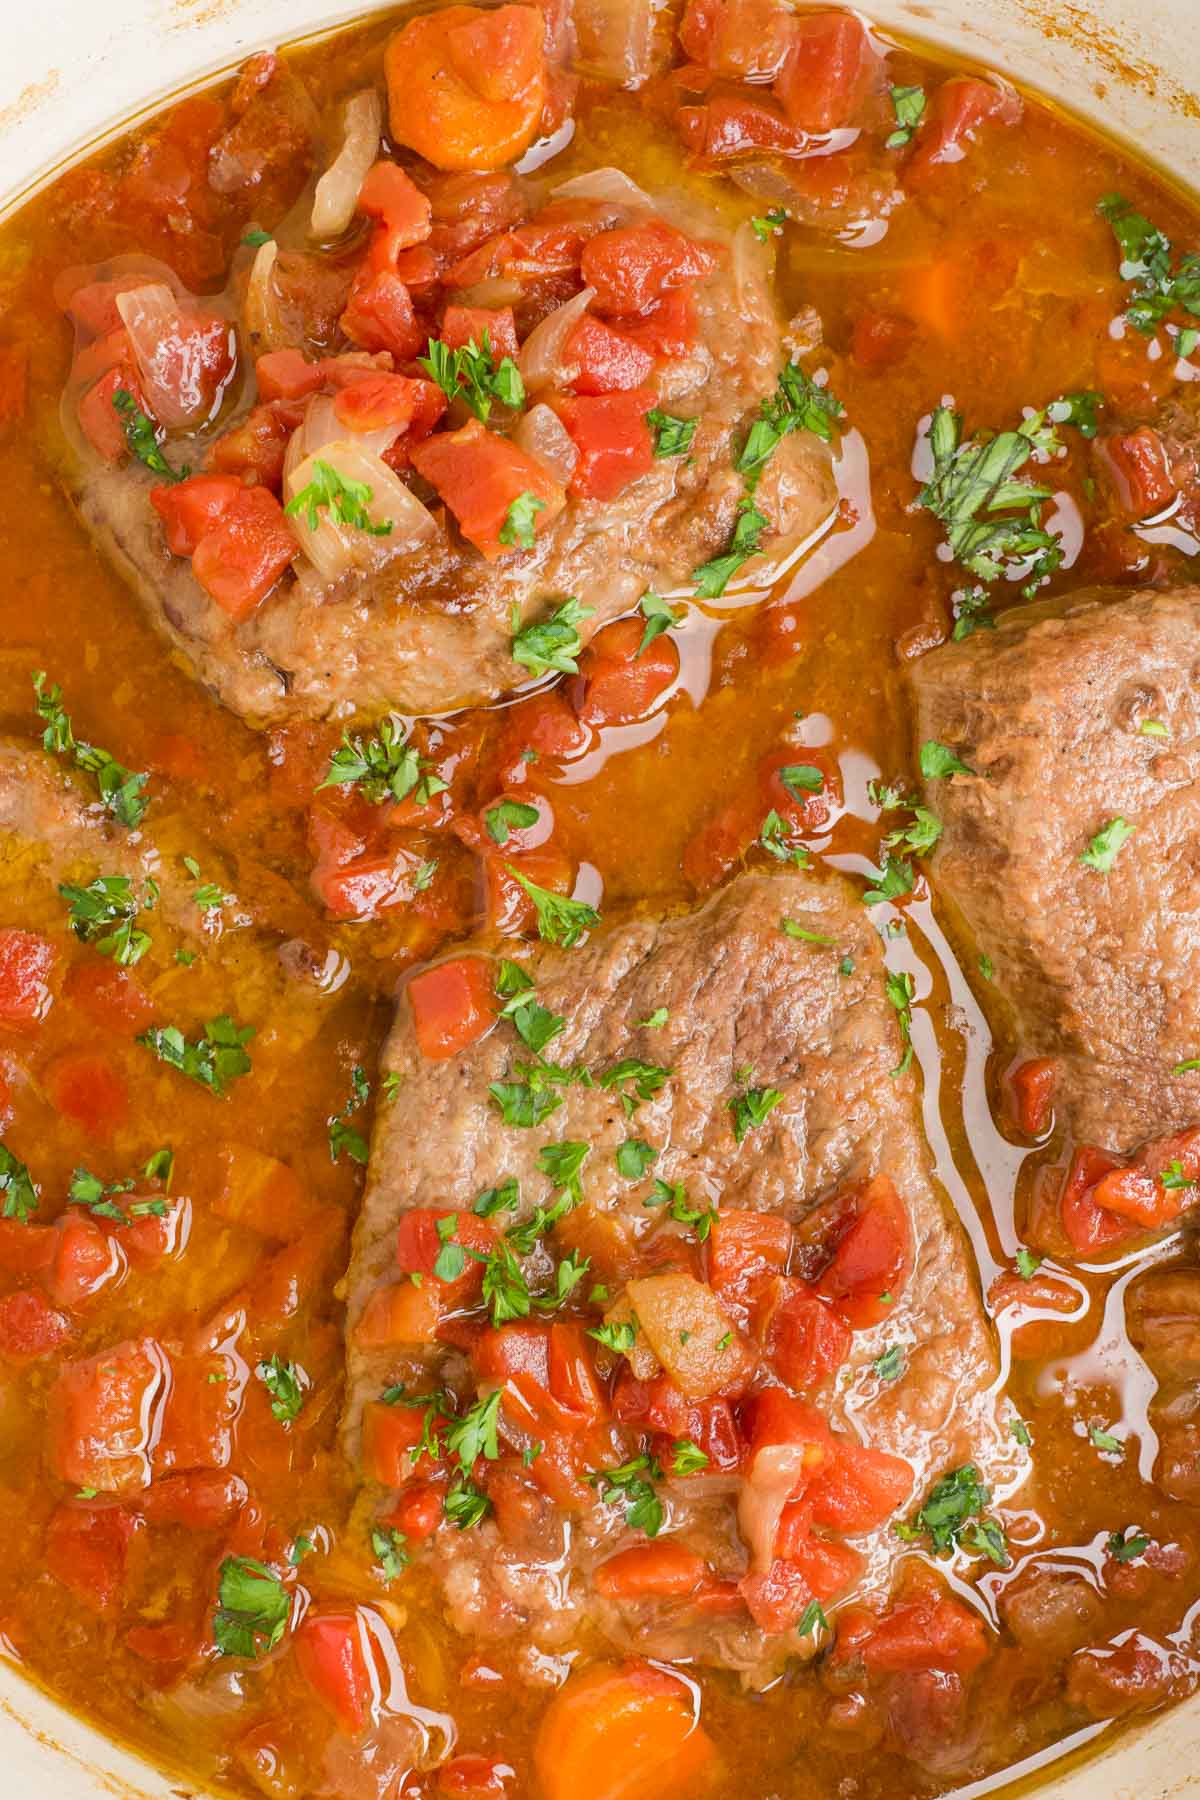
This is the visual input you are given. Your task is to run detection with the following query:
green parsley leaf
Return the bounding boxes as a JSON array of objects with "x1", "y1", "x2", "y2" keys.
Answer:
[
  {"x1": 645, "y1": 1176, "x2": 716, "y2": 1240},
  {"x1": 474, "y1": 1176, "x2": 520, "y2": 1218},
  {"x1": 637, "y1": 591, "x2": 681, "y2": 657},
  {"x1": 671, "y1": 1438, "x2": 710, "y2": 1475},
  {"x1": 1140, "y1": 719, "x2": 1169, "y2": 738},
  {"x1": 777, "y1": 763, "x2": 824, "y2": 798},
  {"x1": 600, "y1": 1057, "x2": 670, "y2": 1117},
  {"x1": 645, "y1": 409, "x2": 698, "y2": 458},
  {"x1": 885, "y1": 805, "x2": 943, "y2": 858},
  {"x1": 873, "y1": 1344, "x2": 905, "y2": 1381},
  {"x1": 510, "y1": 596, "x2": 594, "y2": 678},
  {"x1": 1080, "y1": 817, "x2": 1134, "y2": 873},
  {"x1": 729, "y1": 1082, "x2": 782, "y2": 1143},
  {"x1": 371, "y1": 1526, "x2": 409, "y2": 1581},
  {"x1": 884, "y1": 968, "x2": 916, "y2": 1078},
  {"x1": 538, "y1": 1139, "x2": 589, "y2": 1203},
  {"x1": 797, "y1": 1599, "x2": 829, "y2": 1636},
  {"x1": 897, "y1": 1463, "x2": 991, "y2": 1554},
  {"x1": 864, "y1": 855, "x2": 914, "y2": 908},
  {"x1": 138, "y1": 1014, "x2": 254, "y2": 1097},
  {"x1": 488, "y1": 1079, "x2": 564, "y2": 1130},
  {"x1": 587, "y1": 1453, "x2": 663, "y2": 1538},
  {"x1": 1107, "y1": 1527, "x2": 1151, "y2": 1563},
  {"x1": 444, "y1": 1389, "x2": 502, "y2": 1474},
  {"x1": 444, "y1": 1479, "x2": 491, "y2": 1530},
  {"x1": 758, "y1": 808, "x2": 810, "y2": 868},
  {"x1": 486, "y1": 799, "x2": 539, "y2": 846},
  {"x1": 507, "y1": 866, "x2": 600, "y2": 947},
  {"x1": 588, "y1": 1318, "x2": 638, "y2": 1354},
  {"x1": 59, "y1": 874, "x2": 152, "y2": 966},
  {"x1": 0, "y1": 1145, "x2": 38, "y2": 1222},
  {"x1": 979, "y1": 953, "x2": 995, "y2": 981},
  {"x1": 32, "y1": 672, "x2": 149, "y2": 827},
  {"x1": 318, "y1": 714, "x2": 447, "y2": 808},
  {"x1": 1098, "y1": 193, "x2": 1200, "y2": 336},
  {"x1": 1090, "y1": 1425, "x2": 1123, "y2": 1455},
  {"x1": 693, "y1": 496, "x2": 770, "y2": 598},
  {"x1": 636, "y1": 1007, "x2": 669, "y2": 1029},
  {"x1": 780, "y1": 917, "x2": 835, "y2": 944},
  {"x1": 885, "y1": 83, "x2": 927, "y2": 148},
  {"x1": 285, "y1": 458, "x2": 392, "y2": 537},
  {"x1": 952, "y1": 584, "x2": 997, "y2": 641},
  {"x1": 1015, "y1": 1247, "x2": 1043, "y2": 1279},
  {"x1": 112, "y1": 387, "x2": 186, "y2": 482},
  {"x1": 967, "y1": 1517, "x2": 1011, "y2": 1567},
  {"x1": 242, "y1": 229, "x2": 273, "y2": 248},
  {"x1": 920, "y1": 739, "x2": 975, "y2": 780},
  {"x1": 419, "y1": 332, "x2": 525, "y2": 423},
  {"x1": 1011, "y1": 1418, "x2": 1033, "y2": 1447},
  {"x1": 256, "y1": 1354, "x2": 306, "y2": 1424},
  {"x1": 616, "y1": 1138, "x2": 658, "y2": 1180},
  {"x1": 749, "y1": 207, "x2": 788, "y2": 242},
  {"x1": 499, "y1": 491, "x2": 546, "y2": 551},
  {"x1": 329, "y1": 1065, "x2": 370, "y2": 1165},
  {"x1": 213, "y1": 1556, "x2": 290, "y2": 1659}
]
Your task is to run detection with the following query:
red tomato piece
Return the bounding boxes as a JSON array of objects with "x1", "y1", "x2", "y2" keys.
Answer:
[
  {"x1": 1097, "y1": 427, "x2": 1178, "y2": 520},
  {"x1": 438, "y1": 1753, "x2": 512, "y2": 1796},
  {"x1": 394, "y1": 1205, "x2": 496, "y2": 1299},
  {"x1": 805, "y1": 1441, "x2": 912, "y2": 1532},
  {"x1": 595, "y1": 1541, "x2": 707, "y2": 1600},
  {"x1": 446, "y1": 3, "x2": 544, "y2": 102},
  {"x1": 573, "y1": 617, "x2": 678, "y2": 726},
  {"x1": 213, "y1": 1143, "x2": 308, "y2": 1239},
  {"x1": 739, "y1": 1556, "x2": 812, "y2": 1633},
  {"x1": 357, "y1": 160, "x2": 434, "y2": 258},
  {"x1": 442, "y1": 304, "x2": 520, "y2": 358},
  {"x1": 150, "y1": 472, "x2": 243, "y2": 556},
  {"x1": 905, "y1": 76, "x2": 1022, "y2": 187},
  {"x1": 155, "y1": 1353, "x2": 240, "y2": 1473},
  {"x1": 255, "y1": 348, "x2": 324, "y2": 402},
  {"x1": 48, "y1": 1212, "x2": 123, "y2": 1309},
  {"x1": 355, "y1": 1278, "x2": 446, "y2": 1350},
  {"x1": 63, "y1": 961, "x2": 156, "y2": 1034},
  {"x1": 411, "y1": 418, "x2": 566, "y2": 560},
  {"x1": 548, "y1": 1322, "x2": 608, "y2": 1423},
  {"x1": 1059, "y1": 1144, "x2": 1134, "y2": 1254},
  {"x1": 612, "y1": 287, "x2": 700, "y2": 359},
  {"x1": 1090, "y1": 1165, "x2": 1185, "y2": 1231},
  {"x1": 361, "y1": 1397, "x2": 447, "y2": 1486},
  {"x1": 859, "y1": 1595, "x2": 990, "y2": 1677},
  {"x1": 484, "y1": 844, "x2": 575, "y2": 935},
  {"x1": 565, "y1": 316, "x2": 656, "y2": 395},
  {"x1": 406, "y1": 957, "x2": 498, "y2": 1059},
  {"x1": 774, "y1": 11, "x2": 877, "y2": 131},
  {"x1": 677, "y1": 94, "x2": 803, "y2": 162},
  {"x1": 708, "y1": 1210, "x2": 792, "y2": 1313},
  {"x1": 333, "y1": 372, "x2": 446, "y2": 433},
  {"x1": 556, "y1": 388, "x2": 656, "y2": 501},
  {"x1": 384, "y1": 1480, "x2": 445, "y2": 1540},
  {"x1": 0, "y1": 1221, "x2": 57, "y2": 1278},
  {"x1": 340, "y1": 268, "x2": 424, "y2": 358},
  {"x1": 44, "y1": 1502, "x2": 138, "y2": 1614},
  {"x1": 1011, "y1": 1056, "x2": 1057, "y2": 1138},
  {"x1": 44, "y1": 1052, "x2": 129, "y2": 1139},
  {"x1": 294, "y1": 1611, "x2": 375, "y2": 1736},
  {"x1": 0, "y1": 928, "x2": 57, "y2": 1024},
  {"x1": 679, "y1": 0, "x2": 798, "y2": 79},
  {"x1": 581, "y1": 221, "x2": 719, "y2": 317},
  {"x1": 191, "y1": 486, "x2": 296, "y2": 620},
  {"x1": 772, "y1": 1514, "x2": 865, "y2": 1599},
  {"x1": 756, "y1": 1277, "x2": 851, "y2": 1390},
  {"x1": 0, "y1": 1289, "x2": 71, "y2": 1361},
  {"x1": 816, "y1": 1175, "x2": 914, "y2": 1328},
  {"x1": 206, "y1": 405, "x2": 291, "y2": 490},
  {"x1": 48, "y1": 1337, "x2": 165, "y2": 1494},
  {"x1": 141, "y1": 1469, "x2": 248, "y2": 1530},
  {"x1": 77, "y1": 364, "x2": 144, "y2": 462}
]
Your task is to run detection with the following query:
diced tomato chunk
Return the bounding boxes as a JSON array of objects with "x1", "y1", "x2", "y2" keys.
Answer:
[
  {"x1": 816, "y1": 1175, "x2": 913, "y2": 1328},
  {"x1": 0, "y1": 928, "x2": 57, "y2": 1024},
  {"x1": 581, "y1": 221, "x2": 718, "y2": 317},
  {"x1": 191, "y1": 486, "x2": 296, "y2": 620},
  {"x1": 680, "y1": 0, "x2": 798, "y2": 79},
  {"x1": 394, "y1": 1206, "x2": 496, "y2": 1303},
  {"x1": 0, "y1": 1221, "x2": 57, "y2": 1278},
  {"x1": 774, "y1": 11, "x2": 877, "y2": 131},
  {"x1": 63, "y1": 961, "x2": 156, "y2": 1034},
  {"x1": 44, "y1": 1053, "x2": 129, "y2": 1139},
  {"x1": 361, "y1": 1397, "x2": 446, "y2": 1486},
  {"x1": 48, "y1": 1212, "x2": 123, "y2": 1308},
  {"x1": 44, "y1": 1503, "x2": 137, "y2": 1614},
  {"x1": 334, "y1": 372, "x2": 446, "y2": 433},
  {"x1": 48, "y1": 1337, "x2": 165, "y2": 1494},
  {"x1": 150, "y1": 472, "x2": 243, "y2": 556},
  {"x1": 905, "y1": 76, "x2": 1022, "y2": 187},
  {"x1": 772, "y1": 1517, "x2": 865, "y2": 1599},
  {"x1": 442, "y1": 305, "x2": 519, "y2": 358},
  {"x1": 294, "y1": 1611, "x2": 375, "y2": 1736},
  {"x1": 806, "y1": 1441, "x2": 912, "y2": 1531},
  {"x1": 384, "y1": 1480, "x2": 445, "y2": 1540},
  {"x1": 341, "y1": 269, "x2": 424, "y2": 358},
  {"x1": 565, "y1": 316, "x2": 655, "y2": 395},
  {"x1": 0, "y1": 1289, "x2": 71, "y2": 1361},
  {"x1": 573, "y1": 617, "x2": 678, "y2": 726},
  {"x1": 756, "y1": 1277, "x2": 851, "y2": 1390},
  {"x1": 411, "y1": 418, "x2": 566, "y2": 560},
  {"x1": 1090, "y1": 1164, "x2": 1186, "y2": 1231},
  {"x1": 438, "y1": 1753, "x2": 511, "y2": 1797},
  {"x1": 357, "y1": 160, "x2": 434, "y2": 255},
  {"x1": 141, "y1": 1469, "x2": 248, "y2": 1530},
  {"x1": 355, "y1": 1278, "x2": 446, "y2": 1349},
  {"x1": 556, "y1": 388, "x2": 656, "y2": 501},
  {"x1": 739, "y1": 1556, "x2": 812, "y2": 1632},
  {"x1": 858, "y1": 1595, "x2": 990, "y2": 1677},
  {"x1": 484, "y1": 845, "x2": 576, "y2": 935},
  {"x1": 595, "y1": 1541, "x2": 707, "y2": 1600},
  {"x1": 708, "y1": 1209, "x2": 792, "y2": 1312},
  {"x1": 155, "y1": 1352, "x2": 239, "y2": 1473},
  {"x1": 78, "y1": 364, "x2": 143, "y2": 462},
  {"x1": 548, "y1": 1322, "x2": 608, "y2": 1422},
  {"x1": 1059, "y1": 1145, "x2": 1134, "y2": 1253},
  {"x1": 206, "y1": 405, "x2": 291, "y2": 490},
  {"x1": 446, "y1": 4, "x2": 544, "y2": 102},
  {"x1": 255, "y1": 348, "x2": 323, "y2": 402},
  {"x1": 1011, "y1": 1056, "x2": 1057, "y2": 1138},
  {"x1": 406, "y1": 956, "x2": 498, "y2": 1059},
  {"x1": 1097, "y1": 427, "x2": 1178, "y2": 520}
]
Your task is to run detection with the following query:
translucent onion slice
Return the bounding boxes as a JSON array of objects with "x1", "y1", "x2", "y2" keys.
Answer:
[
  {"x1": 310, "y1": 89, "x2": 383, "y2": 239},
  {"x1": 514, "y1": 402, "x2": 578, "y2": 486},
  {"x1": 115, "y1": 283, "x2": 229, "y2": 430},
  {"x1": 283, "y1": 437, "x2": 437, "y2": 582},
  {"x1": 289, "y1": 391, "x2": 401, "y2": 466},
  {"x1": 241, "y1": 239, "x2": 287, "y2": 355},
  {"x1": 572, "y1": 0, "x2": 664, "y2": 87},
  {"x1": 517, "y1": 286, "x2": 595, "y2": 394},
  {"x1": 551, "y1": 167, "x2": 654, "y2": 211}
]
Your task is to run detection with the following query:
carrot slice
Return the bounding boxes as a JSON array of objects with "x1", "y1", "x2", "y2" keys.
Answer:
[
  {"x1": 534, "y1": 1661, "x2": 717, "y2": 1800},
  {"x1": 384, "y1": 5, "x2": 548, "y2": 172}
]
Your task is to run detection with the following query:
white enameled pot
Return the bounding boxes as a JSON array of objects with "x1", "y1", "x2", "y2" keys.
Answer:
[{"x1": 1, "y1": 1, "x2": 1199, "y2": 1794}]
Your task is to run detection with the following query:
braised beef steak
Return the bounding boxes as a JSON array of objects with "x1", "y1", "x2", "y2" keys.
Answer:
[
  {"x1": 912, "y1": 585, "x2": 1200, "y2": 1152},
  {"x1": 343, "y1": 870, "x2": 1002, "y2": 1680}
]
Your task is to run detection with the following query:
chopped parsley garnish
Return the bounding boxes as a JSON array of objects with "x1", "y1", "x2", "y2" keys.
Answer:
[
  {"x1": 1162, "y1": 1160, "x2": 1191, "y2": 1192},
  {"x1": 616, "y1": 1138, "x2": 658, "y2": 1180},
  {"x1": 886, "y1": 84, "x2": 927, "y2": 148},
  {"x1": 587, "y1": 1453, "x2": 663, "y2": 1537},
  {"x1": 781, "y1": 917, "x2": 835, "y2": 944},
  {"x1": 645, "y1": 1176, "x2": 716, "y2": 1240},
  {"x1": 896, "y1": 1463, "x2": 992, "y2": 1555},
  {"x1": 797, "y1": 1599, "x2": 829, "y2": 1636},
  {"x1": 729, "y1": 1080, "x2": 783, "y2": 1143},
  {"x1": 1098, "y1": 194, "x2": 1200, "y2": 336},
  {"x1": 59, "y1": 874, "x2": 154, "y2": 965},
  {"x1": 444, "y1": 1389, "x2": 503, "y2": 1475},
  {"x1": 212, "y1": 1556, "x2": 290, "y2": 1659},
  {"x1": 138, "y1": 1014, "x2": 254, "y2": 1096},
  {"x1": 1090, "y1": 1425, "x2": 1123, "y2": 1455},
  {"x1": 285, "y1": 459, "x2": 392, "y2": 537},
  {"x1": 486, "y1": 799, "x2": 539, "y2": 846},
  {"x1": 600, "y1": 1057, "x2": 670, "y2": 1116},
  {"x1": 884, "y1": 968, "x2": 916, "y2": 1078},
  {"x1": 979, "y1": 953, "x2": 995, "y2": 981},
  {"x1": 694, "y1": 496, "x2": 769, "y2": 599},
  {"x1": 0, "y1": 1145, "x2": 38, "y2": 1222},
  {"x1": 319, "y1": 715, "x2": 447, "y2": 808},
  {"x1": 670, "y1": 1438, "x2": 710, "y2": 1476},
  {"x1": 256, "y1": 1355, "x2": 306, "y2": 1424},
  {"x1": 952, "y1": 585, "x2": 996, "y2": 641},
  {"x1": 1015, "y1": 1247, "x2": 1043, "y2": 1280},
  {"x1": 1080, "y1": 817, "x2": 1134, "y2": 873},
  {"x1": 69, "y1": 1167, "x2": 135, "y2": 1221},
  {"x1": 589, "y1": 1318, "x2": 638, "y2": 1355},
  {"x1": 112, "y1": 387, "x2": 185, "y2": 482},
  {"x1": 538, "y1": 1139, "x2": 589, "y2": 1203},
  {"x1": 920, "y1": 739, "x2": 975, "y2": 780},
  {"x1": 488, "y1": 1078, "x2": 564, "y2": 1131},
  {"x1": 243, "y1": 228, "x2": 272, "y2": 248},
  {"x1": 507, "y1": 866, "x2": 600, "y2": 947},
  {"x1": 759, "y1": 809, "x2": 810, "y2": 868},
  {"x1": 636, "y1": 1007, "x2": 669, "y2": 1029},
  {"x1": 1140, "y1": 719, "x2": 1169, "y2": 738},
  {"x1": 873, "y1": 1344, "x2": 906, "y2": 1381},
  {"x1": 1108, "y1": 1527, "x2": 1151, "y2": 1563},
  {"x1": 967, "y1": 1517, "x2": 1011, "y2": 1567},
  {"x1": 419, "y1": 331, "x2": 525, "y2": 422},
  {"x1": 864, "y1": 854, "x2": 915, "y2": 909},
  {"x1": 637, "y1": 592, "x2": 681, "y2": 656},
  {"x1": 778, "y1": 763, "x2": 824, "y2": 798},
  {"x1": 499, "y1": 491, "x2": 546, "y2": 551},
  {"x1": 510, "y1": 596, "x2": 594, "y2": 678},
  {"x1": 444, "y1": 1479, "x2": 491, "y2": 1530},
  {"x1": 371, "y1": 1526, "x2": 409, "y2": 1581},
  {"x1": 885, "y1": 805, "x2": 943, "y2": 858},
  {"x1": 1011, "y1": 1418, "x2": 1033, "y2": 1448},
  {"x1": 646, "y1": 409, "x2": 698, "y2": 458},
  {"x1": 328, "y1": 1065, "x2": 371, "y2": 1166},
  {"x1": 33, "y1": 673, "x2": 149, "y2": 827},
  {"x1": 750, "y1": 207, "x2": 788, "y2": 242}
]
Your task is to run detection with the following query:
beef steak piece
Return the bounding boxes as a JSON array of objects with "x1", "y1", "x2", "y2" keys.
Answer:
[
  {"x1": 343, "y1": 870, "x2": 1003, "y2": 1683},
  {"x1": 912, "y1": 585, "x2": 1200, "y2": 1153}
]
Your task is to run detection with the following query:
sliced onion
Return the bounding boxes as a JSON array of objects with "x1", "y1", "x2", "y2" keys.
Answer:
[
  {"x1": 514, "y1": 403, "x2": 578, "y2": 485},
  {"x1": 241, "y1": 238, "x2": 288, "y2": 355},
  {"x1": 114, "y1": 284, "x2": 225, "y2": 430},
  {"x1": 310, "y1": 89, "x2": 383, "y2": 239},
  {"x1": 517, "y1": 286, "x2": 595, "y2": 394},
  {"x1": 551, "y1": 167, "x2": 654, "y2": 211},
  {"x1": 287, "y1": 391, "x2": 401, "y2": 468},
  {"x1": 573, "y1": 0, "x2": 665, "y2": 87},
  {"x1": 452, "y1": 276, "x2": 524, "y2": 309},
  {"x1": 284, "y1": 437, "x2": 438, "y2": 582}
]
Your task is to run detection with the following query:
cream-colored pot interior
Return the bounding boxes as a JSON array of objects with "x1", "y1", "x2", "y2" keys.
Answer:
[{"x1": 2, "y1": 0, "x2": 1200, "y2": 1795}]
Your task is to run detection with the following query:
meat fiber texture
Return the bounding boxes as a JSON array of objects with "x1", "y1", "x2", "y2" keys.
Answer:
[
  {"x1": 64, "y1": 200, "x2": 837, "y2": 729},
  {"x1": 912, "y1": 584, "x2": 1200, "y2": 1153},
  {"x1": 344, "y1": 870, "x2": 1004, "y2": 1681}
]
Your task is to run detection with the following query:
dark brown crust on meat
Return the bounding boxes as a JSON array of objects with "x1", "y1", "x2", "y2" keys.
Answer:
[
  {"x1": 344, "y1": 870, "x2": 1003, "y2": 1678},
  {"x1": 912, "y1": 584, "x2": 1200, "y2": 1152}
]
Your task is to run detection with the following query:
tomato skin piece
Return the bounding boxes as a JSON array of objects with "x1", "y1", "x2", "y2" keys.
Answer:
[
  {"x1": 1090, "y1": 1164, "x2": 1185, "y2": 1230},
  {"x1": 816, "y1": 1175, "x2": 914, "y2": 1328},
  {"x1": 771, "y1": 1515, "x2": 865, "y2": 1599},
  {"x1": 739, "y1": 1556, "x2": 812, "y2": 1633},
  {"x1": 1059, "y1": 1144, "x2": 1133, "y2": 1253},
  {"x1": 580, "y1": 221, "x2": 718, "y2": 317},
  {"x1": 0, "y1": 927, "x2": 57, "y2": 1024},
  {"x1": 905, "y1": 76, "x2": 1022, "y2": 187},
  {"x1": 556, "y1": 388, "x2": 656, "y2": 502},
  {"x1": 442, "y1": 304, "x2": 520, "y2": 358},
  {"x1": 595, "y1": 1541, "x2": 707, "y2": 1600},
  {"x1": 0, "y1": 1289, "x2": 72, "y2": 1361},
  {"x1": 355, "y1": 1277, "x2": 446, "y2": 1348},
  {"x1": 44, "y1": 1502, "x2": 138, "y2": 1614},
  {"x1": 774, "y1": 11, "x2": 877, "y2": 131},
  {"x1": 150, "y1": 472, "x2": 242, "y2": 556},
  {"x1": 48, "y1": 1211, "x2": 124, "y2": 1309},
  {"x1": 44, "y1": 1052, "x2": 129, "y2": 1140},
  {"x1": 573, "y1": 617, "x2": 678, "y2": 726},
  {"x1": 361, "y1": 1398, "x2": 446, "y2": 1485},
  {"x1": 534, "y1": 1661, "x2": 717, "y2": 1800},
  {"x1": 679, "y1": 0, "x2": 797, "y2": 79},
  {"x1": 334, "y1": 372, "x2": 446, "y2": 434},
  {"x1": 191, "y1": 486, "x2": 296, "y2": 620},
  {"x1": 406, "y1": 957, "x2": 498, "y2": 1059},
  {"x1": 411, "y1": 418, "x2": 566, "y2": 560},
  {"x1": 62, "y1": 961, "x2": 156, "y2": 1034},
  {"x1": 565, "y1": 316, "x2": 656, "y2": 395},
  {"x1": 294, "y1": 1611, "x2": 375, "y2": 1736},
  {"x1": 1011, "y1": 1056, "x2": 1057, "y2": 1138},
  {"x1": 708, "y1": 1209, "x2": 792, "y2": 1314}
]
